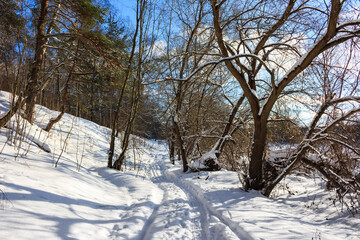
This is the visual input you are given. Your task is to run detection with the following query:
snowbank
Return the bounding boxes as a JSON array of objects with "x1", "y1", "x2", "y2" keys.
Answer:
[
  {"x1": 0, "y1": 91, "x2": 163, "y2": 240},
  {"x1": 0, "y1": 90, "x2": 359, "y2": 239}
]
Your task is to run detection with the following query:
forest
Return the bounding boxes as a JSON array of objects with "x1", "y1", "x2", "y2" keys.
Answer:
[{"x1": 1, "y1": 0, "x2": 360, "y2": 215}]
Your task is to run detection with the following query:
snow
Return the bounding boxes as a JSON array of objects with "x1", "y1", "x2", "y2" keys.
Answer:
[
  {"x1": 0, "y1": 90, "x2": 359, "y2": 239},
  {"x1": 188, "y1": 150, "x2": 220, "y2": 171}
]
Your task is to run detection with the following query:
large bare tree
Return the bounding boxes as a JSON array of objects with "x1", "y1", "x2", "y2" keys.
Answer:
[{"x1": 208, "y1": 0, "x2": 360, "y2": 195}]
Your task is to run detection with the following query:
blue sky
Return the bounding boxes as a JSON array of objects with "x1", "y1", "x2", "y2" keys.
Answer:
[{"x1": 110, "y1": 0, "x2": 137, "y2": 24}]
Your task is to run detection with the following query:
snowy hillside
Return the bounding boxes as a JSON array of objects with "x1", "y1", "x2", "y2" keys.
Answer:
[{"x1": 0, "y1": 91, "x2": 359, "y2": 240}]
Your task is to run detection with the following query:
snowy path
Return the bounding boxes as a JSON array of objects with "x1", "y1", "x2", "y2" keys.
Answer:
[
  {"x1": 139, "y1": 144, "x2": 253, "y2": 240},
  {"x1": 1, "y1": 93, "x2": 358, "y2": 240},
  {"x1": 140, "y1": 151, "x2": 201, "y2": 240}
]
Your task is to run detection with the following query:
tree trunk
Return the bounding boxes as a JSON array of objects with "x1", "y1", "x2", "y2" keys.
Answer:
[
  {"x1": 107, "y1": 0, "x2": 144, "y2": 169},
  {"x1": 247, "y1": 117, "x2": 267, "y2": 190},
  {"x1": 24, "y1": 0, "x2": 49, "y2": 124},
  {"x1": 113, "y1": 0, "x2": 146, "y2": 171},
  {"x1": 173, "y1": 81, "x2": 189, "y2": 172},
  {"x1": 90, "y1": 83, "x2": 95, "y2": 122},
  {"x1": 113, "y1": 79, "x2": 141, "y2": 170},
  {"x1": 0, "y1": 94, "x2": 24, "y2": 129},
  {"x1": 173, "y1": 117, "x2": 188, "y2": 172},
  {"x1": 169, "y1": 134, "x2": 175, "y2": 164}
]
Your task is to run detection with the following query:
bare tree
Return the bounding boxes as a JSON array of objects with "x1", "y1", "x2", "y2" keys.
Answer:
[
  {"x1": 162, "y1": 0, "x2": 213, "y2": 172},
  {"x1": 264, "y1": 43, "x2": 360, "y2": 206},
  {"x1": 108, "y1": 0, "x2": 149, "y2": 170},
  {"x1": 208, "y1": 0, "x2": 360, "y2": 195}
]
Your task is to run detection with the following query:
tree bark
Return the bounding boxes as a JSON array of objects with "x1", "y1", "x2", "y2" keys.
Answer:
[
  {"x1": 24, "y1": 0, "x2": 49, "y2": 124},
  {"x1": 247, "y1": 117, "x2": 267, "y2": 190},
  {"x1": 0, "y1": 94, "x2": 24, "y2": 129},
  {"x1": 173, "y1": 117, "x2": 188, "y2": 172}
]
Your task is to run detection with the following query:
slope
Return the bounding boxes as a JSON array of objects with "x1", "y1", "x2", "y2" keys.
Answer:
[{"x1": 0, "y1": 90, "x2": 359, "y2": 239}]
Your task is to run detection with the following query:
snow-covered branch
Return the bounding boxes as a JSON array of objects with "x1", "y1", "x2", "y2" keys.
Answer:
[
  {"x1": 265, "y1": 104, "x2": 360, "y2": 195},
  {"x1": 336, "y1": 20, "x2": 360, "y2": 31},
  {"x1": 304, "y1": 96, "x2": 360, "y2": 140}
]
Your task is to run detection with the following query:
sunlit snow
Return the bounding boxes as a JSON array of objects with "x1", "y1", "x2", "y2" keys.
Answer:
[{"x1": 0, "y1": 91, "x2": 358, "y2": 240}]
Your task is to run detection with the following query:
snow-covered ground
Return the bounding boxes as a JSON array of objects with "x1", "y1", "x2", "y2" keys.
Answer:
[{"x1": 0, "y1": 91, "x2": 359, "y2": 240}]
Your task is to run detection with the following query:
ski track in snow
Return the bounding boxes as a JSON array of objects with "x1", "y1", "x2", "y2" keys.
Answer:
[
  {"x1": 139, "y1": 149, "x2": 201, "y2": 240},
  {"x1": 138, "y1": 144, "x2": 253, "y2": 240}
]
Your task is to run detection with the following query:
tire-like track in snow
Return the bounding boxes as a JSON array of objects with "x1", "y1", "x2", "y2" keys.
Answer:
[
  {"x1": 139, "y1": 151, "x2": 202, "y2": 240},
  {"x1": 165, "y1": 170, "x2": 254, "y2": 240},
  {"x1": 139, "y1": 146, "x2": 254, "y2": 240}
]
